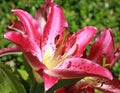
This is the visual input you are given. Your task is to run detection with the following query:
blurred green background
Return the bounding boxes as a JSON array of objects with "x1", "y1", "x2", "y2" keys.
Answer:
[{"x1": 0, "y1": 0, "x2": 120, "y2": 92}]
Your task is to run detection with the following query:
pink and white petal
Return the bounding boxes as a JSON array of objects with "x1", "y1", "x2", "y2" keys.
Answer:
[
  {"x1": 23, "y1": 52, "x2": 46, "y2": 71},
  {"x1": 35, "y1": 7, "x2": 47, "y2": 33},
  {"x1": 7, "y1": 21, "x2": 25, "y2": 33},
  {"x1": 4, "y1": 31, "x2": 41, "y2": 58},
  {"x1": 110, "y1": 44, "x2": 120, "y2": 68},
  {"x1": 43, "y1": 73, "x2": 60, "y2": 90},
  {"x1": 96, "y1": 78, "x2": 120, "y2": 93},
  {"x1": 0, "y1": 46, "x2": 21, "y2": 57},
  {"x1": 12, "y1": 9, "x2": 41, "y2": 46},
  {"x1": 42, "y1": 3, "x2": 68, "y2": 57},
  {"x1": 4, "y1": 31, "x2": 45, "y2": 70},
  {"x1": 45, "y1": 58, "x2": 112, "y2": 80},
  {"x1": 35, "y1": 0, "x2": 53, "y2": 32},
  {"x1": 88, "y1": 29, "x2": 115, "y2": 67},
  {"x1": 65, "y1": 26, "x2": 97, "y2": 57}
]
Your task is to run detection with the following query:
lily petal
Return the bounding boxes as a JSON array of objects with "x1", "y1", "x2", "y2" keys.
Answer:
[
  {"x1": 55, "y1": 78, "x2": 120, "y2": 93},
  {"x1": 96, "y1": 78, "x2": 120, "y2": 93},
  {"x1": 35, "y1": 0, "x2": 53, "y2": 33},
  {"x1": 7, "y1": 21, "x2": 25, "y2": 34},
  {"x1": 88, "y1": 29, "x2": 115, "y2": 68},
  {"x1": 111, "y1": 44, "x2": 120, "y2": 68},
  {"x1": 54, "y1": 87, "x2": 66, "y2": 93},
  {"x1": 42, "y1": 3, "x2": 68, "y2": 57},
  {"x1": 4, "y1": 31, "x2": 45, "y2": 70},
  {"x1": 65, "y1": 26, "x2": 97, "y2": 57},
  {"x1": 45, "y1": 58, "x2": 113, "y2": 80},
  {"x1": 36, "y1": 0, "x2": 58, "y2": 34},
  {"x1": 35, "y1": 7, "x2": 47, "y2": 33},
  {"x1": 0, "y1": 46, "x2": 21, "y2": 57},
  {"x1": 12, "y1": 9, "x2": 41, "y2": 46},
  {"x1": 43, "y1": 73, "x2": 59, "y2": 90}
]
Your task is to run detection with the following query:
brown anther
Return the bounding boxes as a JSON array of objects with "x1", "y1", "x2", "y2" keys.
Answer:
[
  {"x1": 71, "y1": 44, "x2": 78, "y2": 56},
  {"x1": 63, "y1": 28, "x2": 70, "y2": 44},
  {"x1": 100, "y1": 82, "x2": 105, "y2": 87},
  {"x1": 96, "y1": 78, "x2": 106, "y2": 87},
  {"x1": 70, "y1": 36, "x2": 77, "y2": 48},
  {"x1": 60, "y1": 45, "x2": 66, "y2": 56},
  {"x1": 55, "y1": 34, "x2": 60, "y2": 44},
  {"x1": 55, "y1": 28, "x2": 70, "y2": 48},
  {"x1": 56, "y1": 39, "x2": 62, "y2": 48}
]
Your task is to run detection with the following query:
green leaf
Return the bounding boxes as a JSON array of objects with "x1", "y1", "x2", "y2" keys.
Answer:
[
  {"x1": 0, "y1": 39, "x2": 10, "y2": 48},
  {"x1": 0, "y1": 64, "x2": 26, "y2": 93},
  {"x1": 21, "y1": 56, "x2": 43, "y2": 93},
  {"x1": 22, "y1": 56, "x2": 34, "y2": 81}
]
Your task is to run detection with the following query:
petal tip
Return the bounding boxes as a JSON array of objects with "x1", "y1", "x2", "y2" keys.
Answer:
[
  {"x1": 4, "y1": 32, "x2": 13, "y2": 39},
  {"x1": 11, "y1": 9, "x2": 18, "y2": 13},
  {"x1": 11, "y1": 9, "x2": 15, "y2": 12},
  {"x1": 43, "y1": 73, "x2": 59, "y2": 90},
  {"x1": 86, "y1": 26, "x2": 98, "y2": 31}
]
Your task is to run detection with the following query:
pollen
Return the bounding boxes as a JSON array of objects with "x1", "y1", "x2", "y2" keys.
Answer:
[{"x1": 43, "y1": 47, "x2": 69, "y2": 69}]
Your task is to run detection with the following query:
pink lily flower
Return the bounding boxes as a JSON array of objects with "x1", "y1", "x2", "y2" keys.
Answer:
[
  {"x1": 0, "y1": 0, "x2": 113, "y2": 90},
  {"x1": 54, "y1": 29, "x2": 120, "y2": 93},
  {"x1": 54, "y1": 78, "x2": 120, "y2": 93}
]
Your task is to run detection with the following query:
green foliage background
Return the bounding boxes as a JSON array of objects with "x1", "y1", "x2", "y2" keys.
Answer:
[{"x1": 0, "y1": 0, "x2": 120, "y2": 93}]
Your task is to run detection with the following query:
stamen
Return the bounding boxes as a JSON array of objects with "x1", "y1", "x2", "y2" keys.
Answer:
[
  {"x1": 69, "y1": 36, "x2": 77, "y2": 48},
  {"x1": 60, "y1": 46, "x2": 66, "y2": 56},
  {"x1": 43, "y1": 48, "x2": 51, "y2": 67},
  {"x1": 43, "y1": 29, "x2": 71, "y2": 69},
  {"x1": 54, "y1": 29, "x2": 70, "y2": 57},
  {"x1": 55, "y1": 34, "x2": 60, "y2": 45},
  {"x1": 71, "y1": 44, "x2": 78, "y2": 56},
  {"x1": 84, "y1": 77, "x2": 106, "y2": 87},
  {"x1": 57, "y1": 52, "x2": 69, "y2": 63},
  {"x1": 102, "y1": 55, "x2": 110, "y2": 67}
]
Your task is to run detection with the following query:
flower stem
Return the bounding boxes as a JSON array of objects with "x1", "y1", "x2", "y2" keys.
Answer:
[{"x1": 30, "y1": 80, "x2": 37, "y2": 93}]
